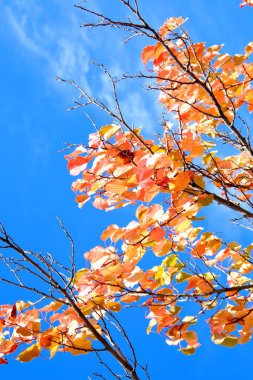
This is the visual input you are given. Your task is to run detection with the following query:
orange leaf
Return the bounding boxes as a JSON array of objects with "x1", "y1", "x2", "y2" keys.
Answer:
[
  {"x1": 159, "y1": 17, "x2": 187, "y2": 37},
  {"x1": 141, "y1": 45, "x2": 156, "y2": 65},
  {"x1": 75, "y1": 194, "x2": 90, "y2": 207},
  {"x1": 150, "y1": 227, "x2": 166, "y2": 242},
  {"x1": 17, "y1": 344, "x2": 40, "y2": 363},
  {"x1": 68, "y1": 156, "x2": 90, "y2": 176}
]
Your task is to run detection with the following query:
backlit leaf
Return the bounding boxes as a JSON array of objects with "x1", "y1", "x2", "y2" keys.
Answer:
[{"x1": 17, "y1": 344, "x2": 40, "y2": 363}]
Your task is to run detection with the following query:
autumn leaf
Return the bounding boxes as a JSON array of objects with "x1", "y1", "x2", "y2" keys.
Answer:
[
  {"x1": 180, "y1": 346, "x2": 196, "y2": 355},
  {"x1": 66, "y1": 334, "x2": 92, "y2": 356},
  {"x1": 159, "y1": 17, "x2": 188, "y2": 37},
  {"x1": 141, "y1": 45, "x2": 156, "y2": 65},
  {"x1": 17, "y1": 344, "x2": 40, "y2": 363},
  {"x1": 67, "y1": 156, "x2": 90, "y2": 176},
  {"x1": 99, "y1": 124, "x2": 121, "y2": 141},
  {"x1": 0, "y1": 357, "x2": 8, "y2": 365},
  {"x1": 240, "y1": 0, "x2": 253, "y2": 7}
]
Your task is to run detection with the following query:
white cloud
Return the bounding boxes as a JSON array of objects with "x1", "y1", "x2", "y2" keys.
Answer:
[
  {"x1": 4, "y1": 0, "x2": 91, "y2": 89},
  {"x1": 5, "y1": 6, "x2": 42, "y2": 55},
  {"x1": 98, "y1": 70, "x2": 160, "y2": 133},
  {"x1": 121, "y1": 91, "x2": 157, "y2": 132},
  {"x1": 3, "y1": 0, "x2": 164, "y2": 133}
]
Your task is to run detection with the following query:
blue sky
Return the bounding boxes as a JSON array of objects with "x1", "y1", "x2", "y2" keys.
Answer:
[{"x1": 0, "y1": 0, "x2": 253, "y2": 379}]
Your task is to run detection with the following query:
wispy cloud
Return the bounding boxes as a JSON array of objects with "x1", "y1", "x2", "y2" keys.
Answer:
[
  {"x1": 4, "y1": 0, "x2": 91, "y2": 89},
  {"x1": 121, "y1": 91, "x2": 159, "y2": 132},
  {"x1": 5, "y1": 5, "x2": 42, "y2": 55},
  {"x1": 2, "y1": 0, "x2": 163, "y2": 132},
  {"x1": 97, "y1": 68, "x2": 161, "y2": 132}
]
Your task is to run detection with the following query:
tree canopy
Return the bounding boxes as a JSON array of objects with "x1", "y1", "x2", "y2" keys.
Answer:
[{"x1": 1, "y1": 1, "x2": 253, "y2": 379}]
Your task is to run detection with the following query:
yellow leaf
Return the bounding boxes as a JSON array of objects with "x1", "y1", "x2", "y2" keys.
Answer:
[
  {"x1": 154, "y1": 266, "x2": 164, "y2": 282},
  {"x1": 203, "y1": 272, "x2": 216, "y2": 281},
  {"x1": 17, "y1": 343, "x2": 40, "y2": 363},
  {"x1": 16, "y1": 301, "x2": 32, "y2": 312},
  {"x1": 40, "y1": 328, "x2": 60, "y2": 350},
  {"x1": 75, "y1": 268, "x2": 88, "y2": 283},
  {"x1": 147, "y1": 319, "x2": 157, "y2": 334},
  {"x1": 220, "y1": 336, "x2": 238, "y2": 348},
  {"x1": 99, "y1": 124, "x2": 121, "y2": 140},
  {"x1": 182, "y1": 316, "x2": 197, "y2": 325},
  {"x1": 176, "y1": 219, "x2": 192, "y2": 232},
  {"x1": 176, "y1": 272, "x2": 191, "y2": 283},
  {"x1": 192, "y1": 215, "x2": 206, "y2": 221},
  {"x1": 244, "y1": 243, "x2": 253, "y2": 255},
  {"x1": 233, "y1": 54, "x2": 245, "y2": 65},
  {"x1": 204, "y1": 141, "x2": 216, "y2": 148},
  {"x1": 80, "y1": 303, "x2": 94, "y2": 316},
  {"x1": 50, "y1": 343, "x2": 59, "y2": 359},
  {"x1": 67, "y1": 335, "x2": 92, "y2": 355},
  {"x1": 150, "y1": 145, "x2": 166, "y2": 153},
  {"x1": 170, "y1": 306, "x2": 181, "y2": 315},
  {"x1": 50, "y1": 301, "x2": 63, "y2": 311},
  {"x1": 197, "y1": 194, "x2": 213, "y2": 206},
  {"x1": 160, "y1": 240, "x2": 172, "y2": 256},
  {"x1": 235, "y1": 83, "x2": 244, "y2": 96},
  {"x1": 163, "y1": 254, "x2": 177, "y2": 268},
  {"x1": 106, "y1": 301, "x2": 121, "y2": 312},
  {"x1": 229, "y1": 272, "x2": 249, "y2": 285},
  {"x1": 245, "y1": 41, "x2": 253, "y2": 56},
  {"x1": 201, "y1": 232, "x2": 213, "y2": 240},
  {"x1": 202, "y1": 151, "x2": 217, "y2": 165},
  {"x1": 245, "y1": 90, "x2": 253, "y2": 112},
  {"x1": 180, "y1": 346, "x2": 196, "y2": 355},
  {"x1": 228, "y1": 242, "x2": 241, "y2": 252},
  {"x1": 193, "y1": 175, "x2": 205, "y2": 189},
  {"x1": 201, "y1": 300, "x2": 217, "y2": 310}
]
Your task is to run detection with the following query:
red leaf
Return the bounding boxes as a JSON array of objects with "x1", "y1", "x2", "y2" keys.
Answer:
[
  {"x1": 0, "y1": 357, "x2": 8, "y2": 365},
  {"x1": 67, "y1": 156, "x2": 90, "y2": 176},
  {"x1": 141, "y1": 45, "x2": 156, "y2": 65}
]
